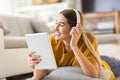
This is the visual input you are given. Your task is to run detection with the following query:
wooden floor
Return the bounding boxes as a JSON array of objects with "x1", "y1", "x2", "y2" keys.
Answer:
[{"x1": 6, "y1": 73, "x2": 33, "y2": 80}]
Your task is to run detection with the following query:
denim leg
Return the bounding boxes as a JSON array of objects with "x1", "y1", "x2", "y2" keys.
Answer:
[
  {"x1": 101, "y1": 55, "x2": 118, "y2": 67},
  {"x1": 118, "y1": 61, "x2": 120, "y2": 64},
  {"x1": 101, "y1": 55, "x2": 120, "y2": 77},
  {"x1": 111, "y1": 65, "x2": 120, "y2": 77}
]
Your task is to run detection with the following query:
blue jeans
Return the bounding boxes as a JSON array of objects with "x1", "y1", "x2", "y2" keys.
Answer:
[{"x1": 101, "y1": 55, "x2": 120, "y2": 77}]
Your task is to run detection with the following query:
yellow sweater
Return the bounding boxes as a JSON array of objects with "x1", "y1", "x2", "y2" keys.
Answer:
[{"x1": 49, "y1": 32, "x2": 115, "y2": 79}]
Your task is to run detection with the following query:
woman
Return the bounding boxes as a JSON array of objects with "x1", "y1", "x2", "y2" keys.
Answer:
[{"x1": 28, "y1": 9, "x2": 115, "y2": 80}]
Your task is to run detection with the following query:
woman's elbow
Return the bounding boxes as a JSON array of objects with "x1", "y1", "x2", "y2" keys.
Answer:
[
  {"x1": 90, "y1": 71, "x2": 99, "y2": 78},
  {"x1": 85, "y1": 71, "x2": 99, "y2": 78}
]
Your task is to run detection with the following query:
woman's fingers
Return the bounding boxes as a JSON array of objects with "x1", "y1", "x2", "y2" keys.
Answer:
[
  {"x1": 29, "y1": 55, "x2": 40, "y2": 60},
  {"x1": 73, "y1": 27, "x2": 82, "y2": 34},
  {"x1": 28, "y1": 59, "x2": 41, "y2": 64},
  {"x1": 28, "y1": 57, "x2": 41, "y2": 67},
  {"x1": 28, "y1": 59, "x2": 41, "y2": 67},
  {"x1": 70, "y1": 27, "x2": 82, "y2": 37},
  {"x1": 28, "y1": 51, "x2": 41, "y2": 68},
  {"x1": 28, "y1": 51, "x2": 35, "y2": 57}
]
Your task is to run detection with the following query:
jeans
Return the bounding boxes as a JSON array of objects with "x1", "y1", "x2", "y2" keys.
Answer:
[{"x1": 101, "y1": 55, "x2": 120, "y2": 77}]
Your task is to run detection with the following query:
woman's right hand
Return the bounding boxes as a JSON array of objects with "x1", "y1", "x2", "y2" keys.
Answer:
[{"x1": 28, "y1": 52, "x2": 41, "y2": 68}]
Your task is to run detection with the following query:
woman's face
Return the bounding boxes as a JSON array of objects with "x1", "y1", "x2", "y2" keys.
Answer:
[{"x1": 54, "y1": 14, "x2": 71, "y2": 40}]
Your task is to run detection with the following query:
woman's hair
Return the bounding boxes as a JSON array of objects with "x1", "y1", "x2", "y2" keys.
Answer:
[{"x1": 60, "y1": 9, "x2": 84, "y2": 28}]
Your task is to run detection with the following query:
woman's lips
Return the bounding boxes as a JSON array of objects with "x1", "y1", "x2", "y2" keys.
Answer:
[{"x1": 55, "y1": 33, "x2": 60, "y2": 37}]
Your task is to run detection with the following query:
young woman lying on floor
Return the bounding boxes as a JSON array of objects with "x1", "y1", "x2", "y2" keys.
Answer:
[{"x1": 28, "y1": 9, "x2": 116, "y2": 80}]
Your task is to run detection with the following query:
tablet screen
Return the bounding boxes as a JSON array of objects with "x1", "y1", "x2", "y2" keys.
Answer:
[{"x1": 25, "y1": 33, "x2": 57, "y2": 69}]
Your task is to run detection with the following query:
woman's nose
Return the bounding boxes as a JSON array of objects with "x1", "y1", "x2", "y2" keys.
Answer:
[{"x1": 55, "y1": 24, "x2": 59, "y2": 31}]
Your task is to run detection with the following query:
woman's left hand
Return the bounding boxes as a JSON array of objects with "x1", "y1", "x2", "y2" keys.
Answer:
[{"x1": 70, "y1": 27, "x2": 82, "y2": 48}]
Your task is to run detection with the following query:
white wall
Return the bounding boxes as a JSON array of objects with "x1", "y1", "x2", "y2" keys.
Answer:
[
  {"x1": 0, "y1": 0, "x2": 13, "y2": 15},
  {"x1": 94, "y1": 0, "x2": 120, "y2": 12},
  {"x1": 0, "y1": 0, "x2": 82, "y2": 15},
  {"x1": 66, "y1": 0, "x2": 82, "y2": 11},
  {"x1": 0, "y1": 0, "x2": 32, "y2": 15}
]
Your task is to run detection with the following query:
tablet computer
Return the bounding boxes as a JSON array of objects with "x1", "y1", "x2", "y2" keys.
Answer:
[{"x1": 25, "y1": 32, "x2": 57, "y2": 69}]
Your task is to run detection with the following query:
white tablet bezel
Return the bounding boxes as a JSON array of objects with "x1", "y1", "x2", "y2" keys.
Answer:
[{"x1": 25, "y1": 32, "x2": 57, "y2": 69}]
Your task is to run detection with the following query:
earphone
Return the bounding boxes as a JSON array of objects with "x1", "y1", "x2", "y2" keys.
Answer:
[{"x1": 73, "y1": 9, "x2": 80, "y2": 27}]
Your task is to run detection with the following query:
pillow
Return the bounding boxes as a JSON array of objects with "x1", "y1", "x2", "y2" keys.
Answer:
[
  {"x1": 42, "y1": 67, "x2": 102, "y2": 80},
  {"x1": 31, "y1": 18, "x2": 50, "y2": 33},
  {"x1": 0, "y1": 19, "x2": 10, "y2": 35}
]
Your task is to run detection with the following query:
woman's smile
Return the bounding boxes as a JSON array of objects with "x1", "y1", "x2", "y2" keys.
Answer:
[{"x1": 55, "y1": 32, "x2": 61, "y2": 38}]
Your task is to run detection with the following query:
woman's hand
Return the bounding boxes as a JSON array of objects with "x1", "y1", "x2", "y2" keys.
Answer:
[
  {"x1": 70, "y1": 27, "x2": 82, "y2": 48},
  {"x1": 28, "y1": 52, "x2": 41, "y2": 68}
]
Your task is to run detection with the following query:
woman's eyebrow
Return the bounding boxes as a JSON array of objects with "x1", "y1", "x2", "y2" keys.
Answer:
[
  {"x1": 56, "y1": 20, "x2": 67, "y2": 25},
  {"x1": 60, "y1": 22, "x2": 65, "y2": 24}
]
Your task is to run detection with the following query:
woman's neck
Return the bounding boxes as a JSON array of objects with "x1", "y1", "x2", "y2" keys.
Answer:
[{"x1": 63, "y1": 39, "x2": 71, "y2": 53}]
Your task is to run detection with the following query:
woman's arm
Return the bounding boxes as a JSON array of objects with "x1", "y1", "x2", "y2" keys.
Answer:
[
  {"x1": 70, "y1": 27, "x2": 99, "y2": 78},
  {"x1": 71, "y1": 46, "x2": 99, "y2": 78},
  {"x1": 34, "y1": 69, "x2": 50, "y2": 80},
  {"x1": 28, "y1": 52, "x2": 50, "y2": 80}
]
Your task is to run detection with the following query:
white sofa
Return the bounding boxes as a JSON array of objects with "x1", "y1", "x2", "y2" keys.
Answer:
[
  {"x1": 96, "y1": 34, "x2": 120, "y2": 57},
  {"x1": 0, "y1": 29, "x2": 31, "y2": 78},
  {"x1": 0, "y1": 15, "x2": 50, "y2": 79}
]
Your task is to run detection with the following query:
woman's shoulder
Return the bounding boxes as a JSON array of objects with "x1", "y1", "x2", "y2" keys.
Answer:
[
  {"x1": 49, "y1": 33, "x2": 55, "y2": 39},
  {"x1": 49, "y1": 33, "x2": 56, "y2": 42},
  {"x1": 49, "y1": 33, "x2": 61, "y2": 44}
]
